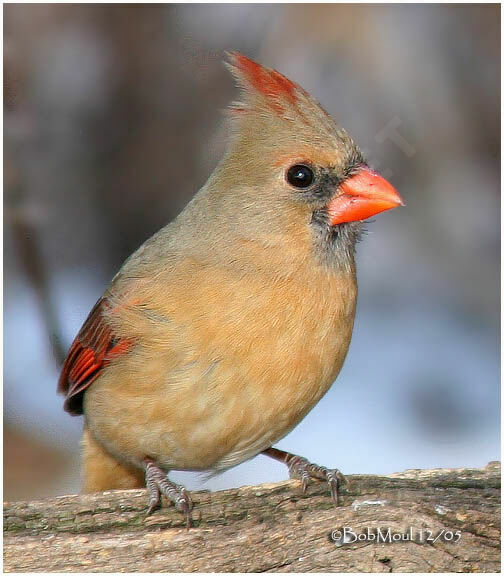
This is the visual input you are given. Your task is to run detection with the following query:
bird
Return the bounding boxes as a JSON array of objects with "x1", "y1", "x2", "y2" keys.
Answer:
[{"x1": 58, "y1": 52, "x2": 403, "y2": 527}]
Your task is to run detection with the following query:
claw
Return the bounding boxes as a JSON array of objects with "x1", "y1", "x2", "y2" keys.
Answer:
[
  {"x1": 175, "y1": 488, "x2": 193, "y2": 530},
  {"x1": 146, "y1": 474, "x2": 161, "y2": 517},
  {"x1": 326, "y1": 470, "x2": 339, "y2": 506},
  {"x1": 288, "y1": 456, "x2": 312, "y2": 495},
  {"x1": 146, "y1": 498, "x2": 161, "y2": 517}
]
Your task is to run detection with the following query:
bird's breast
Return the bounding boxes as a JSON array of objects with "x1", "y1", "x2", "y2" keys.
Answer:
[{"x1": 85, "y1": 261, "x2": 357, "y2": 471}]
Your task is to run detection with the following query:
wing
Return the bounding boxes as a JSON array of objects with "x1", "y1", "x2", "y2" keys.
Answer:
[{"x1": 58, "y1": 297, "x2": 132, "y2": 415}]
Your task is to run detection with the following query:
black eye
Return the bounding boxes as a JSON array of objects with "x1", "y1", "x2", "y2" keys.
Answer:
[{"x1": 286, "y1": 164, "x2": 314, "y2": 189}]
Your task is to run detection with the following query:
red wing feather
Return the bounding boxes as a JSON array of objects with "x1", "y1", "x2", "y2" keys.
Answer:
[{"x1": 58, "y1": 298, "x2": 131, "y2": 415}]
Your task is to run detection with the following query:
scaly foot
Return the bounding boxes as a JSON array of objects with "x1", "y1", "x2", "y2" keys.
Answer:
[
  {"x1": 144, "y1": 459, "x2": 193, "y2": 529},
  {"x1": 262, "y1": 447, "x2": 346, "y2": 505}
]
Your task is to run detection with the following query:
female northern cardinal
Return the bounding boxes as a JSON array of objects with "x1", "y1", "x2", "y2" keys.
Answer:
[{"x1": 58, "y1": 52, "x2": 403, "y2": 526}]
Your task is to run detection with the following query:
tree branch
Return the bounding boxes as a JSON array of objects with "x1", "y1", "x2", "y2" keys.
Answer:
[{"x1": 4, "y1": 462, "x2": 500, "y2": 572}]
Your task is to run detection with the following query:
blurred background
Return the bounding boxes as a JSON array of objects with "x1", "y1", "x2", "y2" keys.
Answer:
[{"x1": 4, "y1": 4, "x2": 500, "y2": 501}]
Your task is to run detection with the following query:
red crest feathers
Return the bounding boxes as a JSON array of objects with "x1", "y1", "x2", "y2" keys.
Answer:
[{"x1": 226, "y1": 52, "x2": 301, "y2": 115}]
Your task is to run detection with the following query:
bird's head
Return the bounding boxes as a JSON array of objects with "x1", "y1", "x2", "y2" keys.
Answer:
[{"x1": 204, "y1": 53, "x2": 403, "y2": 270}]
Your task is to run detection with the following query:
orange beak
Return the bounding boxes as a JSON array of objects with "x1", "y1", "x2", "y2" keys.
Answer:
[{"x1": 327, "y1": 166, "x2": 404, "y2": 226}]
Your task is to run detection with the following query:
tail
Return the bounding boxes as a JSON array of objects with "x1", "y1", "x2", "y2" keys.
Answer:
[{"x1": 82, "y1": 425, "x2": 144, "y2": 492}]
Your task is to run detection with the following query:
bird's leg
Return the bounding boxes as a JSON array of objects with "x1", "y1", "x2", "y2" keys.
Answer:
[
  {"x1": 262, "y1": 447, "x2": 347, "y2": 506},
  {"x1": 144, "y1": 459, "x2": 193, "y2": 528}
]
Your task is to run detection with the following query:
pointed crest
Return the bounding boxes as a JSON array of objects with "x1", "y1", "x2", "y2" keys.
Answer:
[
  {"x1": 226, "y1": 52, "x2": 300, "y2": 115},
  {"x1": 224, "y1": 52, "x2": 339, "y2": 142}
]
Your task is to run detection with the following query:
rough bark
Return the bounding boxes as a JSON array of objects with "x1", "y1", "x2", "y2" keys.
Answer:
[{"x1": 4, "y1": 462, "x2": 500, "y2": 572}]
